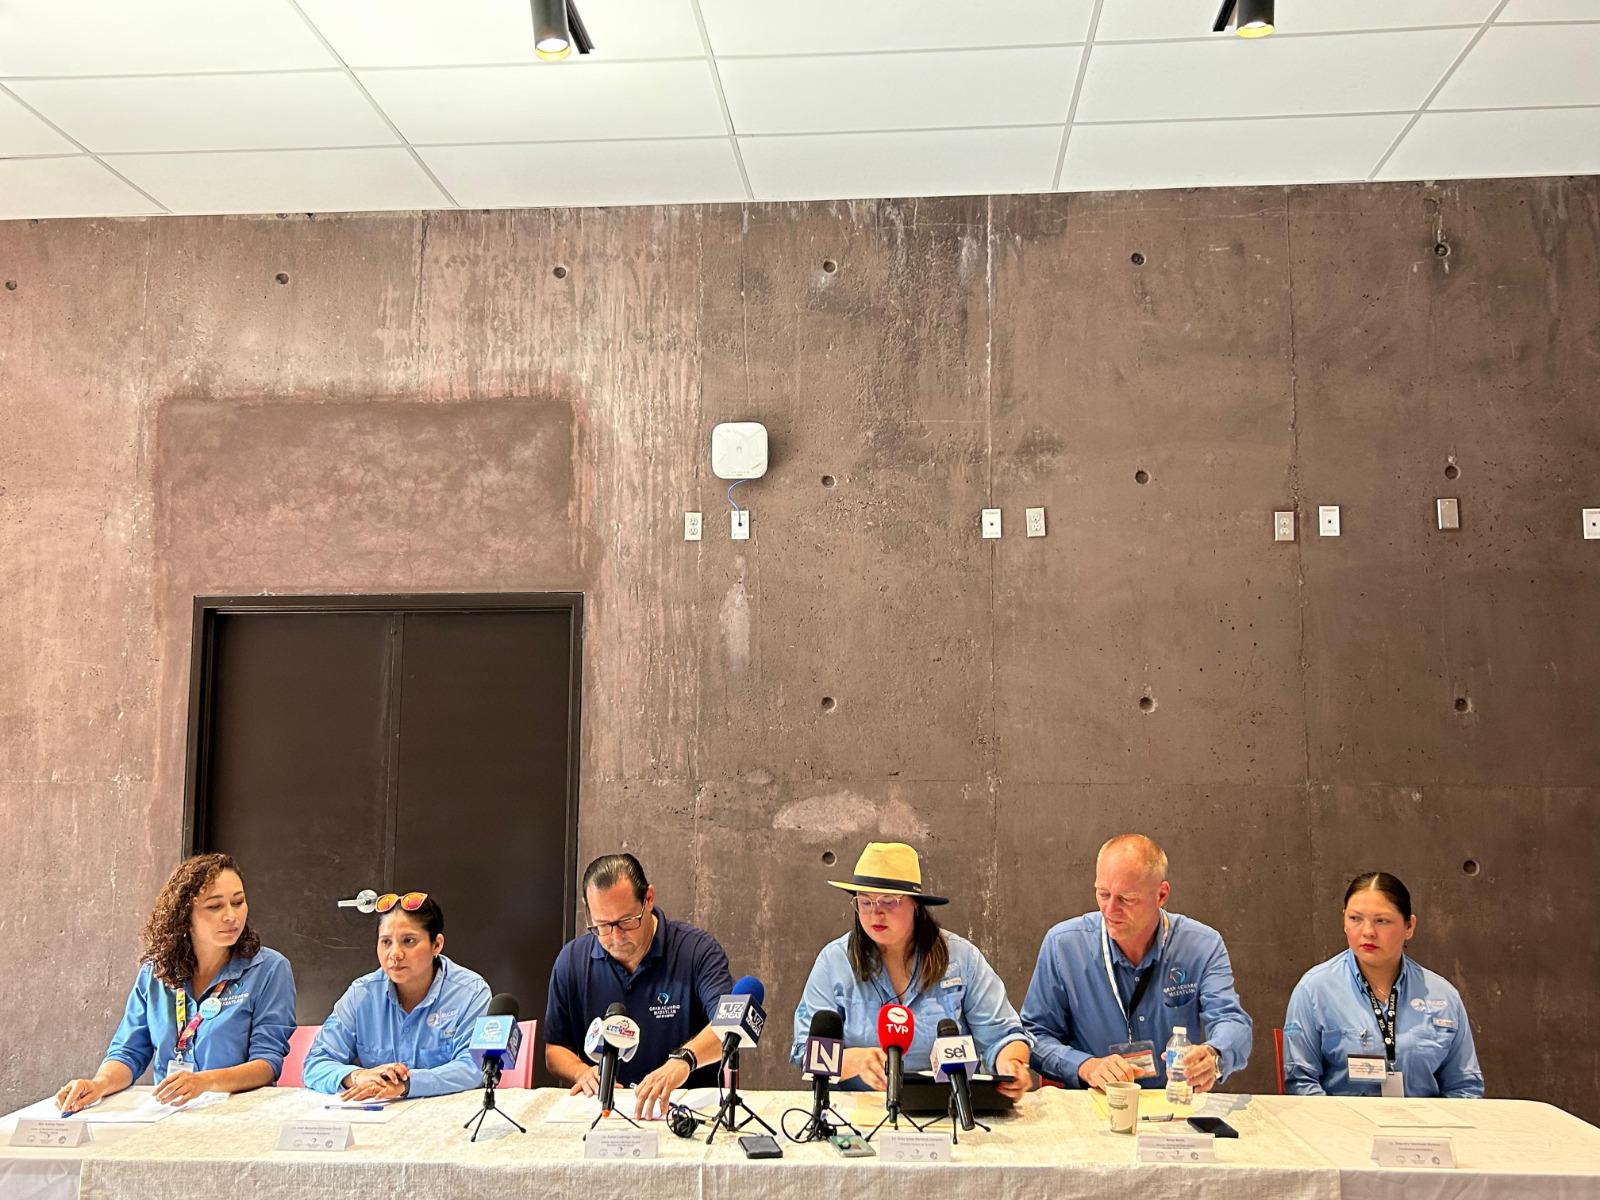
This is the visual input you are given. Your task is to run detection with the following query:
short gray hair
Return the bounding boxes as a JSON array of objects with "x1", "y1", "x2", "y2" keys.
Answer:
[{"x1": 1097, "y1": 834, "x2": 1169, "y2": 883}]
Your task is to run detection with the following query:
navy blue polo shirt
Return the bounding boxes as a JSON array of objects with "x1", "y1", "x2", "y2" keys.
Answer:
[{"x1": 544, "y1": 907, "x2": 733, "y2": 1088}]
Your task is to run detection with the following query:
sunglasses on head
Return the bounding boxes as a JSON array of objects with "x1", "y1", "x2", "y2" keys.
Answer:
[{"x1": 375, "y1": 891, "x2": 429, "y2": 913}]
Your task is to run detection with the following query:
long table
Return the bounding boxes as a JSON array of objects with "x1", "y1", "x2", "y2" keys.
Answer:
[{"x1": 4, "y1": 1087, "x2": 1598, "y2": 1200}]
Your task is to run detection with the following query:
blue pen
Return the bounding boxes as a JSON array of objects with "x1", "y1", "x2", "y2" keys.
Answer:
[{"x1": 327, "y1": 1103, "x2": 388, "y2": 1112}]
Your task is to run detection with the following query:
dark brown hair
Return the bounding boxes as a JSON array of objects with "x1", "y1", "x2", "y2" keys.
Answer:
[
  {"x1": 141, "y1": 853, "x2": 260, "y2": 988},
  {"x1": 1343, "y1": 872, "x2": 1413, "y2": 921},
  {"x1": 847, "y1": 901, "x2": 950, "y2": 992}
]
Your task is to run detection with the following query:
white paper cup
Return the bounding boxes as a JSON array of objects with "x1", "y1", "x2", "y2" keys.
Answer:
[{"x1": 1106, "y1": 1081, "x2": 1141, "y2": 1134}]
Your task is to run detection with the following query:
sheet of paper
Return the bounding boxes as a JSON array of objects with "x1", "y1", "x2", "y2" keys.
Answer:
[
  {"x1": 542, "y1": 1088, "x2": 719, "y2": 1125},
  {"x1": 3, "y1": 1086, "x2": 225, "y2": 1126},
  {"x1": 1345, "y1": 1098, "x2": 1475, "y2": 1129}
]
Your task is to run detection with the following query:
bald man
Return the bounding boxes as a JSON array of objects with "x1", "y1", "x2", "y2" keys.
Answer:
[{"x1": 1020, "y1": 834, "x2": 1253, "y2": 1091}]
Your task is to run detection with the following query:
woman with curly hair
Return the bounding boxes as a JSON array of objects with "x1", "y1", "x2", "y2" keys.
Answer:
[{"x1": 55, "y1": 853, "x2": 296, "y2": 1112}]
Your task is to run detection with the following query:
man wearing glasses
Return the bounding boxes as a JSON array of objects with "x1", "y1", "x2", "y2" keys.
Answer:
[
  {"x1": 544, "y1": 853, "x2": 733, "y2": 1117},
  {"x1": 1020, "y1": 833, "x2": 1253, "y2": 1092}
]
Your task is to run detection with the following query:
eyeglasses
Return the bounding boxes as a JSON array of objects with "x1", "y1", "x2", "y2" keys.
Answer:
[
  {"x1": 375, "y1": 892, "x2": 429, "y2": 914},
  {"x1": 853, "y1": 893, "x2": 909, "y2": 914},
  {"x1": 587, "y1": 908, "x2": 646, "y2": 936}
]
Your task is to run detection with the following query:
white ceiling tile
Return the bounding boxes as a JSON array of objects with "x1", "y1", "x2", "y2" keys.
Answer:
[
  {"x1": 0, "y1": 0, "x2": 332, "y2": 76},
  {"x1": 699, "y1": 0, "x2": 1095, "y2": 55},
  {"x1": 10, "y1": 73, "x2": 398, "y2": 154},
  {"x1": 0, "y1": 156, "x2": 161, "y2": 218},
  {"x1": 1077, "y1": 30, "x2": 1473, "y2": 122},
  {"x1": 296, "y1": 0, "x2": 703, "y2": 67},
  {"x1": 1096, "y1": 0, "x2": 1497, "y2": 41},
  {"x1": 1496, "y1": 1, "x2": 1600, "y2": 21},
  {"x1": 420, "y1": 138, "x2": 744, "y2": 207},
  {"x1": 357, "y1": 62, "x2": 726, "y2": 143},
  {"x1": 1062, "y1": 114, "x2": 1408, "y2": 192},
  {"x1": 0, "y1": 89, "x2": 75, "y2": 154},
  {"x1": 1433, "y1": 24, "x2": 1600, "y2": 109},
  {"x1": 1376, "y1": 107, "x2": 1600, "y2": 181},
  {"x1": 109, "y1": 147, "x2": 448, "y2": 215},
  {"x1": 740, "y1": 126, "x2": 1061, "y2": 201},
  {"x1": 720, "y1": 48, "x2": 1081, "y2": 135}
]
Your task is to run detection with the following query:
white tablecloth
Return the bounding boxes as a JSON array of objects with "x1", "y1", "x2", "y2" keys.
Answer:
[{"x1": 4, "y1": 1087, "x2": 1597, "y2": 1200}]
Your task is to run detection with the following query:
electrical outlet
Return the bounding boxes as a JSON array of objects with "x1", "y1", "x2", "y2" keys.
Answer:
[
  {"x1": 981, "y1": 508, "x2": 1002, "y2": 539},
  {"x1": 1436, "y1": 498, "x2": 1460, "y2": 530},
  {"x1": 1025, "y1": 507, "x2": 1047, "y2": 538},
  {"x1": 1273, "y1": 511, "x2": 1295, "y2": 542},
  {"x1": 731, "y1": 510, "x2": 750, "y2": 541},
  {"x1": 1318, "y1": 505, "x2": 1341, "y2": 537},
  {"x1": 1584, "y1": 508, "x2": 1600, "y2": 540},
  {"x1": 684, "y1": 512, "x2": 702, "y2": 541}
]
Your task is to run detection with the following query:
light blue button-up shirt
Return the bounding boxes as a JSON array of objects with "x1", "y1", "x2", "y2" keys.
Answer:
[
  {"x1": 1284, "y1": 950, "x2": 1483, "y2": 1098},
  {"x1": 1021, "y1": 910, "x2": 1253, "y2": 1088},
  {"x1": 790, "y1": 930, "x2": 1029, "y2": 1082},
  {"x1": 104, "y1": 947, "x2": 296, "y2": 1085},
  {"x1": 302, "y1": 956, "x2": 491, "y2": 1097}
]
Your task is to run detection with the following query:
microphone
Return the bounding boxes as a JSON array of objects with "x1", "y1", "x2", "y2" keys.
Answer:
[
  {"x1": 933, "y1": 1018, "x2": 979, "y2": 1131},
  {"x1": 801, "y1": 1009, "x2": 844, "y2": 1139},
  {"x1": 585, "y1": 1002, "x2": 641, "y2": 1116},
  {"x1": 709, "y1": 976, "x2": 768, "y2": 1064},
  {"x1": 876, "y1": 1002, "x2": 915, "y2": 1110},
  {"x1": 467, "y1": 993, "x2": 523, "y2": 1088}
]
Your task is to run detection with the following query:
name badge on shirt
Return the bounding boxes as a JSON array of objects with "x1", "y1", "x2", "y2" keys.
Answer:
[
  {"x1": 1110, "y1": 1039, "x2": 1158, "y2": 1078},
  {"x1": 1381, "y1": 1071, "x2": 1406, "y2": 1098},
  {"x1": 1348, "y1": 1056, "x2": 1386, "y2": 1082},
  {"x1": 166, "y1": 1058, "x2": 196, "y2": 1077}
]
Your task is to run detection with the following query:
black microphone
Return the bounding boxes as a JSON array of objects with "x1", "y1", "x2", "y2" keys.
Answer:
[
  {"x1": 801, "y1": 1009, "x2": 844, "y2": 1137},
  {"x1": 597, "y1": 1002, "x2": 628, "y2": 1115},
  {"x1": 934, "y1": 1018, "x2": 979, "y2": 1132}
]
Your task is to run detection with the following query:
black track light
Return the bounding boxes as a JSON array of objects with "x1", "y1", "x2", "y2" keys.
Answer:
[
  {"x1": 1213, "y1": 0, "x2": 1274, "y2": 38},
  {"x1": 531, "y1": 0, "x2": 593, "y2": 61}
]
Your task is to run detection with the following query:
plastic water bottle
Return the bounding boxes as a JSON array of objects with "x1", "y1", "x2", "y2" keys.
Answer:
[{"x1": 1165, "y1": 1026, "x2": 1193, "y2": 1105}]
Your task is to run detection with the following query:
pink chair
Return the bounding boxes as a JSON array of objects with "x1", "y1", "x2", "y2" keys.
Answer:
[
  {"x1": 276, "y1": 1024, "x2": 321, "y2": 1088},
  {"x1": 274, "y1": 1019, "x2": 537, "y2": 1088}
]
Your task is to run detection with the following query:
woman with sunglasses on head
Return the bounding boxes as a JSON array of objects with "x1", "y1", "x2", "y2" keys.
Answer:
[
  {"x1": 790, "y1": 842, "x2": 1033, "y2": 1100},
  {"x1": 1283, "y1": 872, "x2": 1483, "y2": 1098},
  {"x1": 303, "y1": 892, "x2": 492, "y2": 1100},
  {"x1": 56, "y1": 853, "x2": 296, "y2": 1113}
]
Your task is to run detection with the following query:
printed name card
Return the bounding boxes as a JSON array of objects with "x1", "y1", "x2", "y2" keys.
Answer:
[
  {"x1": 276, "y1": 1120, "x2": 355, "y2": 1152},
  {"x1": 877, "y1": 1132, "x2": 951, "y2": 1162},
  {"x1": 584, "y1": 1127, "x2": 659, "y2": 1160},
  {"x1": 1137, "y1": 1132, "x2": 1216, "y2": 1163},
  {"x1": 10, "y1": 1120, "x2": 92, "y2": 1148},
  {"x1": 1371, "y1": 1134, "x2": 1456, "y2": 1168}
]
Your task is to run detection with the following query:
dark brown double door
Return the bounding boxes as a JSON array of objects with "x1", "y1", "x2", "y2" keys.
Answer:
[{"x1": 185, "y1": 594, "x2": 581, "y2": 1083}]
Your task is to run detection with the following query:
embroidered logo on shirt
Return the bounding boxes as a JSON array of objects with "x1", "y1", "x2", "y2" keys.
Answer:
[
  {"x1": 1431, "y1": 1017, "x2": 1457, "y2": 1030},
  {"x1": 1167, "y1": 967, "x2": 1188, "y2": 987},
  {"x1": 427, "y1": 1010, "x2": 460, "y2": 1029},
  {"x1": 656, "y1": 991, "x2": 671, "y2": 1006},
  {"x1": 220, "y1": 992, "x2": 250, "y2": 1007},
  {"x1": 1409, "y1": 998, "x2": 1447, "y2": 1014}
]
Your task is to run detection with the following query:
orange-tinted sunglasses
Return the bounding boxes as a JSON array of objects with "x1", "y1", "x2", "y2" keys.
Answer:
[{"x1": 375, "y1": 891, "x2": 429, "y2": 913}]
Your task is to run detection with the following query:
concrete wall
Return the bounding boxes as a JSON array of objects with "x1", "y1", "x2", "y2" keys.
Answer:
[{"x1": 2, "y1": 178, "x2": 1597, "y2": 1118}]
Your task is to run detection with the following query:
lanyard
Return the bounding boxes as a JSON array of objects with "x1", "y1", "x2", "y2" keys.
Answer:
[
  {"x1": 1101, "y1": 912, "x2": 1170, "y2": 1042},
  {"x1": 173, "y1": 977, "x2": 231, "y2": 1056},
  {"x1": 1359, "y1": 974, "x2": 1399, "y2": 1065}
]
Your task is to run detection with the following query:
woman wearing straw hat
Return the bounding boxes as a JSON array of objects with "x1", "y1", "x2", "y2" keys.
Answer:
[{"x1": 790, "y1": 842, "x2": 1033, "y2": 1099}]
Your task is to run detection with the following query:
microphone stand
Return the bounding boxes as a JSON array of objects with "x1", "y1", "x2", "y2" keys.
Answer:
[
  {"x1": 464, "y1": 1060, "x2": 527, "y2": 1141},
  {"x1": 936, "y1": 1088, "x2": 989, "y2": 1146},
  {"x1": 587, "y1": 1057, "x2": 640, "y2": 1134},
  {"x1": 704, "y1": 1043, "x2": 778, "y2": 1144},
  {"x1": 794, "y1": 1097, "x2": 861, "y2": 1143},
  {"x1": 864, "y1": 1051, "x2": 929, "y2": 1141}
]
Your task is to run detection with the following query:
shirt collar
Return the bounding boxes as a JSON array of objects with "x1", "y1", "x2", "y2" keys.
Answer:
[
  {"x1": 1105, "y1": 912, "x2": 1169, "y2": 970},
  {"x1": 388, "y1": 956, "x2": 448, "y2": 1011},
  {"x1": 1342, "y1": 947, "x2": 1414, "y2": 993}
]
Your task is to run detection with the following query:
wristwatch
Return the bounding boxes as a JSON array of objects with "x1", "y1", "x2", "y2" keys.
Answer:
[{"x1": 667, "y1": 1048, "x2": 697, "y2": 1072}]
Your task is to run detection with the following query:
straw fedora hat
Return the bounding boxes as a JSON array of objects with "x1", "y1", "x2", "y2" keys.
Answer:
[{"x1": 827, "y1": 842, "x2": 948, "y2": 906}]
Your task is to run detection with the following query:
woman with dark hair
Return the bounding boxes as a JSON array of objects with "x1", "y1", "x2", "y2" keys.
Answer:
[
  {"x1": 790, "y1": 843, "x2": 1033, "y2": 1100},
  {"x1": 55, "y1": 853, "x2": 296, "y2": 1112},
  {"x1": 303, "y1": 892, "x2": 491, "y2": 1099},
  {"x1": 1284, "y1": 872, "x2": 1483, "y2": 1098}
]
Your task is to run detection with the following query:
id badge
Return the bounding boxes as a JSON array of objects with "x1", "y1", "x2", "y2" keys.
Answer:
[
  {"x1": 1348, "y1": 1056, "x2": 1387, "y2": 1082},
  {"x1": 1110, "y1": 1039, "x2": 1158, "y2": 1078},
  {"x1": 1381, "y1": 1070, "x2": 1406, "y2": 1098},
  {"x1": 166, "y1": 1057, "x2": 196, "y2": 1077}
]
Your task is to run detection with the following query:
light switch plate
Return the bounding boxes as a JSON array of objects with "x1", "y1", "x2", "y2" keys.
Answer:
[
  {"x1": 684, "y1": 512, "x2": 702, "y2": 541},
  {"x1": 1318, "y1": 505, "x2": 1341, "y2": 537},
  {"x1": 731, "y1": 510, "x2": 750, "y2": 541},
  {"x1": 1584, "y1": 508, "x2": 1600, "y2": 540},
  {"x1": 1436, "y1": 498, "x2": 1460, "y2": 530},
  {"x1": 1273, "y1": 511, "x2": 1295, "y2": 542},
  {"x1": 981, "y1": 508, "x2": 1002, "y2": 539},
  {"x1": 1025, "y1": 507, "x2": 1046, "y2": 537}
]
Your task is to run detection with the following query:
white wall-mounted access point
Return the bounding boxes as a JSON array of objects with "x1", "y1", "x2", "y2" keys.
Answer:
[{"x1": 711, "y1": 422, "x2": 769, "y2": 480}]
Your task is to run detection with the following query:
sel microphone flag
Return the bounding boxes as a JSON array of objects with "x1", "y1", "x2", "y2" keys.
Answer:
[{"x1": 933, "y1": 1017, "x2": 980, "y2": 1132}]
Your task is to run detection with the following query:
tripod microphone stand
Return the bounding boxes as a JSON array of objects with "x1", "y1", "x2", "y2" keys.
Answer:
[
  {"x1": 704, "y1": 1045, "x2": 778, "y2": 1144},
  {"x1": 464, "y1": 1060, "x2": 526, "y2": 1141}
]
